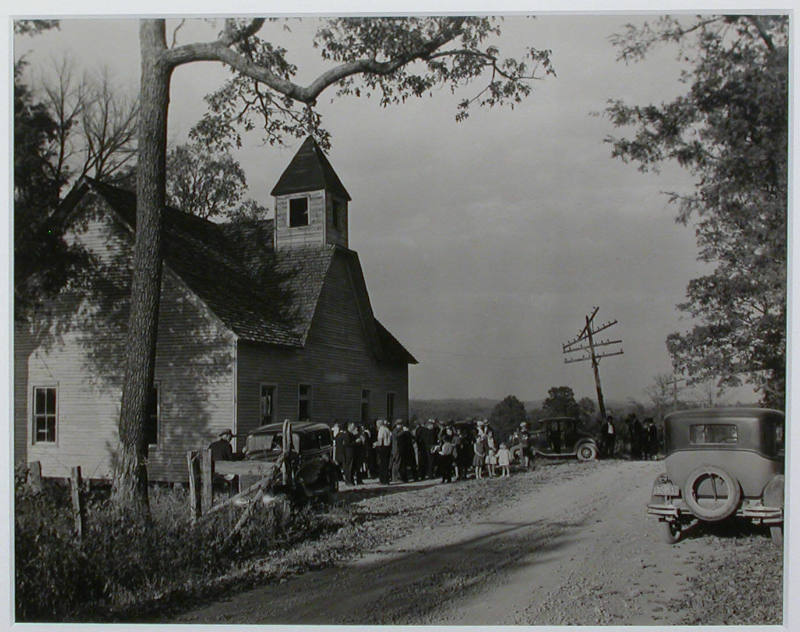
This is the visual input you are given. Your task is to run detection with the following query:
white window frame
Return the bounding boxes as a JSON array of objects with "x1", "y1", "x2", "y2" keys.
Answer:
[
  {"x1": 32, "y1": 384, "x2": 58, "y2": 445},
  {"x1": 288, "y1": 195, "x2": 310, "y2": 228},
  {"x1": 259, "y1": 383, "x2": 278, "y2": 426}
]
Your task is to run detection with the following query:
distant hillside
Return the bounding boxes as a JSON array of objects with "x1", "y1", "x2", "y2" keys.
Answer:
[{"x1": 410, "y1": 398, "x2": 543, "y2": 421}]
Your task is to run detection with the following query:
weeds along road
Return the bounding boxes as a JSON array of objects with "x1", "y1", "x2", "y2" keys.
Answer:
[{"x1": 174, "y1": 460, "x2": 715, "y2": 625}]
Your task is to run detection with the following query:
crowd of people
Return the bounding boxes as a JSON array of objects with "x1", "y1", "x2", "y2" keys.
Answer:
[
  {"x1": 625, "y1": 414, "x2": 661, "y2": 460},
  {"x1": 330, "y1": 418, "x2": 534, "y2": 486},
  {"x1": 599, "y1": 413, "x2": 661, "y2": 459}
]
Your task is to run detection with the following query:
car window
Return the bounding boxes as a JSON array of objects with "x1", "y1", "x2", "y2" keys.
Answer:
[
  {"x1": 299, "y1": 432, "x2": 318, "y2": 451},
  {"x1": 318, "y1": 430, "x2": 332, "y2": 447},
  {"x1": 764, "y1": 419, "x2": 785, "y2": 456},
  {"x1": 248, "y1": 432, "x2": 280, "y2": 453},
  {"x1": 689, "y1": 424, "x2": 738, "y2": 444}
]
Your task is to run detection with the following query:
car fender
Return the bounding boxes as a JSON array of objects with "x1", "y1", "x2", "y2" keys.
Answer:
[{"x1": 762, "y1": 473, "x2": 784, "y2": 509}]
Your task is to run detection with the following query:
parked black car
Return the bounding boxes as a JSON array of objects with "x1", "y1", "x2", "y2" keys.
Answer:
[
  {"x1": 511, "y1": 417, "x2": 599, "y2": 462},
  {"x1": 646, "y1": 408, "x2": 784, "y2": 545},
  {"x1": 244, "y1": 421, "x2": 339, "y2": 502}
]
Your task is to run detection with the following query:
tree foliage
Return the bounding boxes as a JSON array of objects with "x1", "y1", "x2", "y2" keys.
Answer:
[
  {"x1": 191, "y1": 17, "x2": 555, "y2": 150},
  {"x1": 577, "y1": 396, "x2": 596, "y2": 419},
  {"x1": 166, "y1": 141, "x2": 267, "y2": 220},
  {"x1": 542, "y1": 386, "x2": 580, "y2": 418},
  {"x1": 489, "y1": 395, "x2": 527, "y2": 440},
  {"x1": 14, "y1": 61, "x2": 90, "y2": 320},
  {"x1": 14, "y1": 40, "x2": 139, "y2": 322},
  {"x1": 605, "y1": 15, "x2": 788, "y2": 408}
]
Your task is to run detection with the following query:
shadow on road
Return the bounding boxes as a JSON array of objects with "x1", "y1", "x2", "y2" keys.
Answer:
[
  {"x1": 337, "y1": 481, "x2": 440, "y2": 503},
  {"x1": 209, "y1": 514, "x2": 589, "y2": 625}
]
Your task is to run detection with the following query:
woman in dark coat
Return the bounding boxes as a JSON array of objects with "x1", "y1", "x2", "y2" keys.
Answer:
[{"x1": 333, "y1": 422, "x2": 346, "y2": 481}]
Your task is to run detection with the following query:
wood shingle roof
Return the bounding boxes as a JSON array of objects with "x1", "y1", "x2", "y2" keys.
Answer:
[
  {"x1": 270, "y1": 136, "x2": 351, "y2": 201},
  {"x1": 64, "y1": 179, "x2": 415, "y2": 363}
]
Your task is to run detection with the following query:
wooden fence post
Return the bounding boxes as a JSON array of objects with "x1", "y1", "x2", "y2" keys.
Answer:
[
  {"x1": 28, "y1": 461, "x2": 42, "y2": 493},
  {"x1": 70, "y1": 466, "x2": 84, "y2": 540},
  {"x1": 201, "y1": 448, "x2": 213, "y2": 515},
  {"x1": 186, "y1": 450, "x2": 201, "y2": 521},
  {"x1": 282, "y1": 420, "x2": 292, "y2": 486}
]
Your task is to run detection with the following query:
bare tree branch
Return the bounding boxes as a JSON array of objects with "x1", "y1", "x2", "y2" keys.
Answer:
[
  {"x1": 165, "y1": 17, "x2": 466, "y2": 104},
  {"x1": 170, "y1": 19, "x2": 186, "y2": 48}
]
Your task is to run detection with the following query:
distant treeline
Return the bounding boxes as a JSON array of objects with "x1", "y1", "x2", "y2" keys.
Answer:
[
  {"x1": 409, "y1": 397, "x2": 759, "y2": 426},
  {"x1": 409, "y1": 398, "x2": 537, "y2": 422}
]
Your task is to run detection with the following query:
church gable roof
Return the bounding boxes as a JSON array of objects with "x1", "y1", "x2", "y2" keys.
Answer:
[
  {"x1": 59, "y1": 178, "x2": 414, "y2": 364},
  {"x1": 270, "y1": 136, "x2": 351, "y2": 201},
  {"x1": 78, "y1": 179, "x2": 327, "y2": 347}
]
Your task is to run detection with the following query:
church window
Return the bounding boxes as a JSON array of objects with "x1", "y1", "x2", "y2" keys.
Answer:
[{"x1": 289, "y1": 197, "x2": 309, "y2": 227}]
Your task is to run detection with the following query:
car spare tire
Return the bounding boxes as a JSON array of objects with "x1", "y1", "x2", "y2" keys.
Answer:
[{"x1": 682, "y1": 465, "x2": 741, "y2": 522}]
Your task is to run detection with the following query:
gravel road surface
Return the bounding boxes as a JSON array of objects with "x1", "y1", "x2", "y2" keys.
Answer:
[{"x1": 173, "y1": 459, "x2": 775, "y2": 625}]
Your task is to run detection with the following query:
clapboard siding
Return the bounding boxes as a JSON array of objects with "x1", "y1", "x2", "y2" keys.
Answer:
[
  {"x1": 274, "y1": 191, "x2": 326, "y2": 250},
  {"x1": 325, "y1": 193, "x2": 348, "y2": 249},
  {"x1": 237, "y1": 250, "x2": 408, "y2": 434},
  {"x1": 14, "y1": 322, "x2": 36, "y2": 464},
  {"x1": 25, "y1": 201, "x2": 235, "y2": 482}
]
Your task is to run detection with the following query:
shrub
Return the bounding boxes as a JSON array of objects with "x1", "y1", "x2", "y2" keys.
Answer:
[{"x1": 15, "y1": 482, "x2": 343, "y2": 621}]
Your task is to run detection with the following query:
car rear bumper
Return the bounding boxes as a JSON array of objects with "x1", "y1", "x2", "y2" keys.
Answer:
[{"x1": 647, "y1": 501, "x2": 782, "y2": 524}]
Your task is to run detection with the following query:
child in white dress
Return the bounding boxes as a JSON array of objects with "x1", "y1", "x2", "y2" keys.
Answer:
[{"x1": 497, "y1": 442, "x2": 511, "y2": 477}]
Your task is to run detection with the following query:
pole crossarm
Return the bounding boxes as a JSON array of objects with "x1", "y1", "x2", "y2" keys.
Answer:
[
  {"x1": 564, "y1": 354, "x2": 593, "y2": 364},
  {"x1": 563, "y1": 348, "x2": 624, "y2": 363},
  {"x1": 563, "y1": 339, "x2": 623, "y2": 354},
  {"x1": 587, "y1": 319, "x2": 618, "y2": 337},
  {"x1": 595, "y1": 349, "x2": 624, "y2": 360}
]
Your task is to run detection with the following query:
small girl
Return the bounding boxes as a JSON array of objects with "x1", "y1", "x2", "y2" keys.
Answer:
[
  {"x1": 497, "y1": 442, "x2": 511, "y2": 477},
  {"x1": 486, "y1": 428, "x2": 497, "y2": 477},
  {"x1": 437, "y1": 437, "x2": 456, "y2": 483},
  {"x1": 473, "y1": 431, "x2": 487, "y2": 480}
]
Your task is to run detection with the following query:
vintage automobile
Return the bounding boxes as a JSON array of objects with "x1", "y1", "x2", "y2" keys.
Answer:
[
  {"x1": 243, "y1": 421, "x2": 339, "y2": 502},
  {"x1": 647, "y1": 408, "x2": 784, "y2": 545},
  {"x1": 511, "y1": 417, "x2": 599, "y2": 462}
]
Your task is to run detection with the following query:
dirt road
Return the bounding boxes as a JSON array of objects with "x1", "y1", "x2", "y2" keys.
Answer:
[{"x1": 174, "y1": 460, "x2": 713, "y2": 625}]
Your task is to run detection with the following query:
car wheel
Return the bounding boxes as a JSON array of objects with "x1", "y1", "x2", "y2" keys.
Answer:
[
  {"x1": 576, "y1": 442, "x2": 598, "y2": 462},
  {"x1": 660, "y1": 520, "x2": 682, "y2": 544},
  {"x1": 682, "y1": 465, "x2": 742, "y2": 522},
  {"x1": 770, "y1": 525, "x2": 783, "y2": 546}
]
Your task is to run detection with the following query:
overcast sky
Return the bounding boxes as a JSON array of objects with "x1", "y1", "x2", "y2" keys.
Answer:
[{"x1": 12, "y1": 13, "x2": 769, "y2": 405}]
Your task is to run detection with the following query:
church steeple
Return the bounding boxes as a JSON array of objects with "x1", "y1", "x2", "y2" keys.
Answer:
[{"x1": 271, "y1": 137, "x2": 351, "y2": 250}]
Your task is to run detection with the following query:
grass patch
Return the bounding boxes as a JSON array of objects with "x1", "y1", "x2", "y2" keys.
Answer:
[
  {"x1": 14, "y1": 466, "x2": 351, "y2": 622},
  {"x1": 671, "y1": 526, "x2": 783, "y2": 625}
]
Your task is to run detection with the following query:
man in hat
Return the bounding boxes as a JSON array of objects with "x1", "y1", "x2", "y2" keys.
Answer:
[
  {"x1": 391, "y1": 419, "x2": 404, "y2": 482},
  {"x1": 417, "y1": 419, "x2": 437, "y2": 479},
  {"x1": 374, "y1": 419, "x2": 392, "y2": 484},
  {"x1": 209, "y1": 429, "x2": 234, "y2": 462},
  {"x1": 208, "y1": 429, "x2": 238, "y2": 494},
  {"x1": 518, "y1": 422, "x2": 534, "y2": 470},
  {"x1": 603, "y1": 414, "x2": 616, "y2": 458}
]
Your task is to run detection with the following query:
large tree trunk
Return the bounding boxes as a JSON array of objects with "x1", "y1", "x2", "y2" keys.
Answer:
[{"x1": 112, "y1": 20, "x2": 172, "y2": 515}]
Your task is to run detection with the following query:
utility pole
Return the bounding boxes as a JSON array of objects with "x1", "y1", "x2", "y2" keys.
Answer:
[
  {"x1": 562, "y1": 306, "x2": 623, "y2": 421},
  {"x1": 665, "y1": 375, "x2": 686, "y2": 411}
]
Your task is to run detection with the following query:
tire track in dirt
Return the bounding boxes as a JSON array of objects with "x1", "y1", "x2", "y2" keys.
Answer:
[{"x1": 173, "y1": 460, "x2": 706, "y2": 624}]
